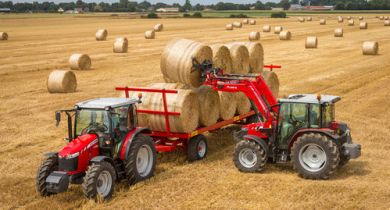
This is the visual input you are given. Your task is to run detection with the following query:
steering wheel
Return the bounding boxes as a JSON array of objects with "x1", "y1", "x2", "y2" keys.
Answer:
[
  {"x1": 291, "y1": 115, "x2": 304, "y2": 127},
  {"x1": 82, "y1": 122, "x2": 108, "y2": 135}
]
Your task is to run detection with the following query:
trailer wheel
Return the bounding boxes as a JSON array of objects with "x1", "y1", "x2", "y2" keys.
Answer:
[
  {"x1": 36, "y1": 153, "x2": 58, "y2": 197},
  {"x1": 291, "y1": 133, "x2": 339, "y2": 180},
  {"x1": 233, "y1": 140, "x2": 266, "y2": 172},
  {"x1": 125, "y1": 134, "x2": 156, "y2": 185},
  {"x1": 82, "y1": 161, "x2": 116, "y2": 201},
  {"x1": 187, "y1": 134, "x2": 208, "y2": 162}
]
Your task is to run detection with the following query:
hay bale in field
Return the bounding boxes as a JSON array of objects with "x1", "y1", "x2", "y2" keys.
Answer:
[
  {"x1": 113, "y1": 37, "x2": 128, "y2": 53},
  {"x1": 359, "y1": 16, "x2": 364, "y2": 20},
  {"x1": 348, "y1": 19, "x2": 355, "y2": 26},
  {"x1": 226, "y1": 24, "x2": 234, "y2": 30},
  {"x1": 210, "y1": 44, "x2": 233, "y2": 74},
  {"x1": 249, "y1": 19, "x2": 256, "y2": 25},
  {"x1": 320, "y1": 19, "x2": 326, "y2": 25},
  {"x1": 47, "y1": 70, "x2": 77, "y2": 93},
  {"x1": 263, "y1": 25, "x2": 271, "y2": 32},
  {"x1": 338, "y1": 16, "x2": 344, "y2": 23},
  {"x1": 145, "y1": 30, "x2": 155, "y2": 39},
  {"x1": 225, "y1": 43, "x2": 250, "y2": 74},
  {"x1": 194, "y1": 85, "x2": 220, "y2": 126},
  {"x1": 362, "y1": 41, "x2": 379, "y2": 55},
  {"x1": 248, "y1": 31, "x2": 260, "y2": 41},
  {"x1": 236, "y1": 92, "x2": 251, "y2": 115},
  {"x1": 219, "y1": 92, "x2": 237, "y2": 120},
  {"x1": 237, "y1": 42, "x2": 264, "y2": 73},
  {"x1": 385, "y1": 20, "x2": 390, "y2": 26},
  {"x1": 385, "y1": 16, "x2": 389, "y2": 20},
  {"x1": 160, "y1": 38, "x2": 212, "y2": 87},
  {"x1": 379, "y1": 16, "x2": 384, "y2": 20},
  {"x1": 233, "y1": 21, "x2": 242, "y2": 28},
  {"x1": 154, "y1": 24, "x2": 163, "y2": 32},
  {"x1": 359, "y1": 22, "x2": 368, "y2": 29},
  {"x1": 298, "y1": 17, "x2": 305, "y2": 22},
  {"x1": 262, "y1": 70, "x2": 279, "y2": 97},
  {"x1": 0, "y1": 32, "x2": 8, "y2": 40},
  {"x1": 305, "y1": 36, "x2": 318, "y2": 48},
  {"x1": 69, "y1": 54, "x2": 91, "y2": 70},
  {"x1": 347, "y1": 16, "x2": 351, "y2": 20},
  {"x1": 242, "y1": 19, "x2": 249, "y2": 24},
  {"x1": 279, "y1": 31, "x2": 291, "y2": 40},
  {"x1": 334, "y1": 28, "x2": 343, "y2": 37},
  {"x1": 306, "y1": 17, "x2": 312, "y2": 21},
  {"x1": 95, "y1": 29, "x2": 107, "y2": 41},
  {"x1": 274, "y1": 26, "x2": 283, "y2": 34}
]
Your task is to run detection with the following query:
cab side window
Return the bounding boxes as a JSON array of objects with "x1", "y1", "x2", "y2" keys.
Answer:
[{"x1": 309, "y1": 104, "x2": 320, "y2": 128}]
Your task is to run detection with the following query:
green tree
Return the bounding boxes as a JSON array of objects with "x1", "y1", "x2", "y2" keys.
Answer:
[{"x1": 183, "y1": 0, "x2": 192, "y2": 11}]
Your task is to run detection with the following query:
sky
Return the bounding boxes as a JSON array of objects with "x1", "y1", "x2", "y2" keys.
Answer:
[{"x1": 8, "y1": 0, "x2": 280, "y2": 4}]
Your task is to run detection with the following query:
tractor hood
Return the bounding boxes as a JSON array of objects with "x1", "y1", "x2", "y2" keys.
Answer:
[{"x1": 58, "y1": 134, "x2": 98, "y2": 158}]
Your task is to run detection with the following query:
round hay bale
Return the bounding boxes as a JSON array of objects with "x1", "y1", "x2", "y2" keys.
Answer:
[
  {"x1": 263, "y1": 25, "x2": 271, "y2": 32},
  {"x1": 379, "y1": 16, "x2": 384, "y2": 20},
  {"x1": 334, "y1": 28, "x2": 343, "y2": 37},
  {"x1": 338, "y1": 16, "x2": 344, "y2": 23},
  {"x1": 47, "y1": 70, "x2": 77, "y2": 93},
  {"x1": 348, "y1": 19, "x2": 355, "y2": 26},
  {"x1": 306, "y1": 17, "x2": 312, "y2": 21},
  {"x1": 226, "y1": 24, "x2": 234, "y2": 30},
  {"x1": 113, "y1": 37, "x2": 128, "y2": 53},
  {"x1": 236, "y1": 92, "x2": 251, "y2": 115},
  {"x1": 359, "y1": 16, "x2": 364, "y2": 20},
  {"x1": 347, "y1": 16, "x2": 351, "y2": 20},
  {"x1": 249, "y1": 19, "x2": 256, "y2": 25},
  {"x1": 262, "y1": 70, "x2": 279, "y2": 97},
  {"x1": 233, "y1": 21, "x2": 242, "y2": 28},
  {"x1": 362, "y1": 41, "x2": 379, "y2": 55},
  {"x1": 279, "y1": 31, "x2": 291, "y2": 40},
  {"x1": 95, "y1": 29, "x2": 107, "y2": 41},
  {"x1": 305, "y1": 36, "x2": 318, "y2": 49},
  {"x1": 225, "y1": 43, "x2": 250, "y2": 74},
  {"x1": 359, "y1": 22, "x2": 368, "y2": 29},
  {"x1": 385, "y1": 16, "x2": 389, "y2": 20},
  {"x1": 385, "y1": 20, "x2": 390, "y2": 26},
  {"x1": 69, "y1": 54, "x2": 91, "y2": 70},
  {"x1": 145, "y1": 30, "x2": 155, "y2": 39},
  {"x1": 153, "y1": 23, "x2": 163, "y2": 32},
  {"x1": 210, "y1": 44, "x2": 233, "y2": 74},
  {"x1": 320, "y1": 19, "x2": 326, "y2": 25},
  {"x1": 194, "y1": 85, "x2": 220, "y2": 126},
  {"x1": 219, "y1": 92, "x2": 237, "y2": 120},
  {"x1": 248, "y1": 31, "x2": 260, "y2": 41},
  {"x1": 160, "y1": 38, "x2": 212, "y2": 88},
  {"x1": 242, "y1": 19, "x2": 249, "y2": 24},
  {"x1": 236, "y1": 42, "x2": 264, "y2": 73},
  {"x1": 274, "y1": 26, "x2": 283, "y2": 34},
  {"x1": 298, "y1": 17, "x2": 305, "y2": 22},
  {"x1": 0, "y1": 32, "x2": 8, "y2": 40}
]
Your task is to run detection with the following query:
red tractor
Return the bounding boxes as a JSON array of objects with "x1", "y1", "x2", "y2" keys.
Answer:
[{"x1": 36, "y1": 98, "x2": 157, "y2": 200}]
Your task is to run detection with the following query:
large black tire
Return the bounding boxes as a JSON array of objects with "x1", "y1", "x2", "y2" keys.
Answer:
[
  {"x1": 338, "y1": 151, "x2": 350, "y2": 168},
  {"x1": 291, "y1": 133, "x2": 339, "y2": 180},
  {"x1": 187, "y1": 135, "x2": 208, "y2": 162},
  {"x1": 233, "y1": 140, "x2": 267, "y2": 172},
  {"x1": 124, "y1": 134, "x2": 157, "y2": 185},
  {"x1": 36, "y1": 153, "x2": 58, "y2": 197},
  {"x1": 82, "y1": 162, "x2": 116, "y2": 201}
]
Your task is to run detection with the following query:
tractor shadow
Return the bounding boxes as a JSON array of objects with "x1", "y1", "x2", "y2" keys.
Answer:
[{"x1": 333, "y1": 160, "x2": 371, "y2": 180}]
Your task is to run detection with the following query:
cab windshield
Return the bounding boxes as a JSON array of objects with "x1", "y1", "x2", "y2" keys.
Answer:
[{"x1": 75, "y1": 109, "x2": 110, "y2": 136}]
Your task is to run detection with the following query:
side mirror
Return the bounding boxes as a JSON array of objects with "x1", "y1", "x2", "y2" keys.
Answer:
[{"x1": 55, "y1": 111, "x2": 61, "y2": 127}]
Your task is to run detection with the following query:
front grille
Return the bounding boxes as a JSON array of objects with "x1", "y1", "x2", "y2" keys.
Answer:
[{"x1": 59, "y1": 157, "x2": 78, "y2": 171}]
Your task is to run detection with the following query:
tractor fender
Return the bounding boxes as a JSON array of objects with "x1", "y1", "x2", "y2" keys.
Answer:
[
  {"x1": 243, "y1": 134, "x2": 269, "y2": 156},
  {"x1": 288, "y1": 129, "x2": 338, "y2": 150},
  {"x1": 44, "y1": 152, "x2": 58, "y2": 157},
  {"x1": 90, "y1": 156, "x2": 115, "y2": 166},
  {"x1": 119, "y1": 127, "x2": 151, "y2": 160}
]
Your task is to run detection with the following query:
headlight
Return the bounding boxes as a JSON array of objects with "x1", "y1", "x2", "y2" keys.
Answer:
[{"x1": 66, "y1": 152, "x2": 79, "y2": 159}]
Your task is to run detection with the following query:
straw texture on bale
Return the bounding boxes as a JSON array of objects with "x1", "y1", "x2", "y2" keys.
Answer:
[
  {"x1": 242, "y1": 19, "x2": 249, "y2": 24},
  {"x1": 306, "y1": 17, "x2": 312, "y2": 21},
  {"x1": 237, "y1": 42, "x2": 264, "y2": 73},
  {"x1": 385, "y1": 20, "x2": 390, "y2": 26},
  {"x1": 338, "y1": 16, "x2": 344, "y2": 23},
  {"x1": 0, "y1": 32, "x2": 8, "y2": 40},
  {"x1": 113, "y1": 37, "x2": 128, "y2": 53},
  {"x1": 225, "y1": 43, "x2": 250, "y2": 74},
  {"x1": 262, "y1": 70, "x2": 279, "y2": 97},
  {"x1": 362, "y1": 41, "x2": 379, "y2": 55},
  {"x1": 249, "y1": 19, "x2": 256, "y2": 25},
  {"x1": 263, "y1": 25, "x2": 271, "y2": 32},
  {"x1": 279, "y1": 31, "x2": 291, "y2": 40},
  {"x1": 359, "y1": 22, "x2": 368, "y2": 29},
  {"x1": 274, "y1": 26, "x2": 283, "y2": 34},
  {"x1": 95, "y1": 29, "x2": 107, "y2": 41},
  {"x1": 334, "y1": 28, "x2": 343, "y2": 37},
  {"x1": 233, "y1": 22, "x2": 242, "y2": 28},
  {"x1": 320, "y1": 19, "x2": 326, "y2": 25},
  {"x1": 298, "y1": 17, "x2": 305, "y2": 22},
  {"x1": 69, "y1": 54, "x2": 91, "y2": 70},
  {"x1": 153, "y1": 24, "x2": 163, "y2": 32},
  {"x1": 47, "y1": 70, "x2": 77, "y2": 93},
  {"x1": 210, "y1": 44, "x2": 233, "y2": 74},
  {"x1": 248, "y1": 31, "x2": 260, "y2": 41},
  {"x1": 226, "y1": 24, "x2": 233, "y2": 30},
  {"x1": 160, "y1": 38, "x2": 212, "y2": 88},
  {"x1": 348, "y1": 20, "x2": 355, "y2": 26},
  {"x1": 219, "y1": 92, "x2": 237, "y2": 120},
  {"x1": 306, "y1": 36, "x2": 318, "y2": 48},
  {"x1": 236, "y1": 92, "x2": 251, "y2": 115},
  {"x1": 194, "y1": 86, "x2": 220, "y2": 126},
  {"x1": 145, "y1": 30, "x2": 155, "y2": 39}
]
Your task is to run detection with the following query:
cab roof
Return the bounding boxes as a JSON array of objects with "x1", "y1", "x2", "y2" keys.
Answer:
[
  {"x1": 75, "y1": 98, "x2": 138, "y2": 109},
  {"x1": 279, "y1": 94, "x2": 341, "y2": 104}
]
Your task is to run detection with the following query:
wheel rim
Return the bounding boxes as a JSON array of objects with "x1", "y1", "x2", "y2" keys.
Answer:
[
  {"x1": 96, "y1": 171, "x2": 112, "y2": 197},
  {"x1": 238, "y1": 148, "x2": 257, "y2": 168},
  {"x1": 136, "y1": 144, "x2": 153, "y2": 177},
  {"x1": 299, "y1": 143, "x2": 327, "y2": 172},
  {"x1": 197, "y1": 140, "x2": 207, "y2": 158}
]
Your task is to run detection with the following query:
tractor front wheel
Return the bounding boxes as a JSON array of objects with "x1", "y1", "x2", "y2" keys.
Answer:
[
  {"x1": 82, "y1": 162, "x2": 116, "y2": 201},
  {"x1": 291, "y1": 133, "x2": 339, "y2": 179},
  {"x1": 233, "y1": 140, "x2": 267, "y2": 172},
  {"x1": 36, "y1": 153, "x2": 59, "y2": 196}
]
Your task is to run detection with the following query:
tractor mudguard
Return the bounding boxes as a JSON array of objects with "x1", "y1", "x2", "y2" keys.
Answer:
[
  {"x1": 243, "y1": 134, "x2": 269, "y2": 155},
  {"x1": 44, "y1": 152, "x2": 58, "y2": 157},
  {"x1": 90, "y1": 156, "x2": 115, "y2": 166},
  {"x1": 119, "y1": 127, "x2": 151, "y2": 160},
  {"x1": 288, "y1": 129, "x2": 338, "y2": 149}
]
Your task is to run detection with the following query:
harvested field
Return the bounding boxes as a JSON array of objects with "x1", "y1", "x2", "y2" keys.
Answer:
[{"x1": 0, "y1": 13, "x2": 390, "y2": 209}]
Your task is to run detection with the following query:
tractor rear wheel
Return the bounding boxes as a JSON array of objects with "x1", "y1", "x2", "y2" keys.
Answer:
[
  {"x1": 187, "y1": 134, "x2": 208, "y2": 162},
  {"x1": 82, "y1": 161, "x2": 116, "y2": 201},
  {"x1": 36, "y1": 153, "x2": 59, "y2": 196},
  {"x1": 291, "y1": 133, "x2": 339, "y2": 179},
  {"x1": 233, "y1": 140, "x2": 267, "y2": 172},
  {"x1": 124, "y1": 134, "x2": 156, "y2": 185}
]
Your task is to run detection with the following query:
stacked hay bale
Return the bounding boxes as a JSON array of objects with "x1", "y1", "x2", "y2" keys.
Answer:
[
  {"x1": 248, "y1": 31, "x2": 260, "y2": 41},
  {"x1": 47, "y1": 70, "x2": 77, "y2": 93},
  {"x1": 145, "y1": 30, "x2": 155, "y2": 39},
  {"x1": 320, "y1": 19, "x2": 326, "y2": 25},
  {"x1": 154, "y1": 24, "x2": 163, "y2": 32},
  {"x1": 0, "y1": 32, "x2": 8, "y2": 40},
  {"x1": 233, "y1": 21, "x2": 242, "y2": 28},
  {"x1": 359, "y1": 22, "x2": 368, "y2": 29},
  {"x1": 95, "y1": 29, "x2": 107, "y2": 41},
  {"x1": 263, "y1": 25, "x2": 271, "y2": 32},
  {"x1": 249, "y1": 19, "x2": 256, "y2": 25},
  {"x1": 306, "y1": 36, "x2": 318, "y2": 48},
  {"x1": 69, "y1": 54, "x2": 91, "y2": 70},
  {"x1": 306, "y1": 17, "x2": 312, "y2": 21},
  {"x1": 210, "y1": 44, "x2": 233, "y2": 73},
  {"x1": 237, "y1": 42, "x2": 264, "y2": 73},
  {"x1": 362, "y1": 41, "x2": 379, "y2": 55},
  {"x1": 262, "y1": 70, "x2": 279, "y2": 97},
  {"x1": 225, "y1": 43, "x2": 250, "y2": 74},
  {"x1": 226, "y1": 24, "x2": 234, "y2": 30},
  {"x1": 219, "y1": 91, "x2": 237, "y2": 120},
  {"x1": 334, "y1": 28, "x2": 343, "y2": 37},
  {"x1": 274, "y1": 26, "x2": 283, "y2": 34},
  {"x1": 194, "y1": 85, "x2": 220, "y2": 126},
  {"x1": 279, "y1": 31, "x2": 291, "y2": 40},
  {"x1": 113, "y1": 37, "x2": 128, "y2": 53},
  {"x1": 348, "y1": 19, "x2": 355, "y2": 26},
  {"x1": 385, "y1": 20, "x2": 390, "y2": 26}
]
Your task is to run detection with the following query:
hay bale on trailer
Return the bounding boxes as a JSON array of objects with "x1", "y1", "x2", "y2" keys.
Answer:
[
  {"x1": 320, "y1": 19, "x2": 326, "y2": 25},
  {"x1": 225, "y1": 43, "x2": 250, "y2": 74},
  {"x1": 219, "y1": 92, "x2": 237, "y2": 120},
  {"x1": 237, "y1": 42, "x2": 264, "y2": 73},
  {"x1": 262, "y1": 70, "x2": 279, "y2": 97},
  {"x1": 334, "y1": 28, "x2": 343, "y2": 37},
  {"x1": 145, "y1": 30, "x2": 155, "y2": 39},
  {"x1": 69, "y1": 54, "x2": 91, "y2": 70},
  {"x1": 113, "y1": 37, "x2": 128, "y2": 53},
  {"x1": 348, "y1": 19, "x2": 355, "y2": 26},
  {"x1": 249, "y1": 19, "x2": 256, "y2": 25},
  {"x1": 236, "y1": 92, "x2": 251, "y2": 115},
  {"x1": 279, "y1": 31, "x2": 291, "y2": 40},
  {"x1": 362, "y1": 41, "x2": 379, "y2": 55},
  {"x1": 47, "y1": 70, "x2": 77, "y2": 93},
  {"x1": 226, "y1": 24, "x2": 234, "y2": 30},
  {"x1": 210, "y1": 44, "x2": 233, "y2": 74},
  {"x1": 194, "y1": 85, "x2": 220, "y2": 126},
  {"x1": 263, "y1": 25, "x2": 271, "y2": 32},
  {"x1": 0, "y1": 32, "x2": 8, "y2": 40},
  {"x1": 385, "y1": 20, "x2": 390, "y2": 26},
  {"x1": 305, "y1": 36, "x2": 318, "y2": 48},
  {"x1": 274, "y1": 26, "x2": 283, "y2": 34},
  {"x1": 154, "y1": 24, "x2": 163, "y2": 32},
  {"x1": 95, "y1": 29, "x2": 107, "y2": 41},
  {"x1": 248, "y1": 31, "x2": 260, "y2": 41},
  {"x1": 359, "y1": 22, "x2": 368, "y2": 29},
  {"x1": 233, "y1": 21, "x2": 242, "y2": 28},
  {"x1": 160, "y1": 38, "x2": 212, "y2": 87}
]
